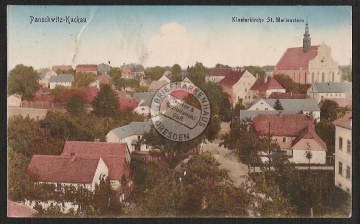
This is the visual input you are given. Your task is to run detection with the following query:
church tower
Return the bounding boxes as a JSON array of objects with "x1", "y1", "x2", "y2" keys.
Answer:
[{"x1": 303, "y1": 21, "x2": 311, "y2": 52}]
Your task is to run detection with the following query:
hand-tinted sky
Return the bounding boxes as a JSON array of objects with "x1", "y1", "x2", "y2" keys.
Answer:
[{"x1": 8, "y1": 6, "x2": 352, "y2": 70}]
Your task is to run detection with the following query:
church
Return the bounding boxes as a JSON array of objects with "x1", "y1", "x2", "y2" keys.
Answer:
[{"x1": 273, "y1": 22, "x2": 340, "y2": 84}]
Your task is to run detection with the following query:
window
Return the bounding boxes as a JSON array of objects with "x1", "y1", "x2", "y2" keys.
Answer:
[
  {"x1": 256, "y1": 108, "x2": 259, "y2": 111},
  {"x1": 330, "y1": 94, "x2": 332, "y2": 97},
  {"x1": 346, "y1": 166, "x2": 350, "y2": 179},
  {"x1": 56, "y1": 183, "x2": 62, "y2": 191},
  {"x1": 282, "y1": 137, "x2": 287, "y2": 143},
  {"x1": 77, "y1": 184, "x2": 83, "y2": 191},
  {"x1": 326, "y1": 94, "x2": 328, "y2": 96},
  {"x1": 335, "y1": 94, "x2": 337, "y2": 97},
  {"x1": 347, "y1": 140, "x2": 351, "y2": 154},
  {"x1": 265, "y1": 108, "x2": 268, "y2": 111},
  {"x1": 339, "y1": 137, "x2": 343, "y2": 150},
  {"x1": 339, "y1": 162, "x2": 343, "y2": 175},
  {"x1": 245, "y1": 88, "x2": 247, "y2": 92}
]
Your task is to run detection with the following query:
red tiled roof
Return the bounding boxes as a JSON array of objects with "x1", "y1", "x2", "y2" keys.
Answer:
[
  {"x1": 170, "y1": 90, "x2": 190, "y2": 100},
  {"x1": 27, "y1": 155, "x2": 101, "y2": 184},
  {"x1": 291, "y1": 126, "x2": 327, "y2": 150},
  {"x1": 82, "y1": 86, "x2": 99, "y2": 104},
  {"x1": 52, "y1": 65, "x2": 73, "y2": 72},
  {"x1": 250, "y1": 76, "x2": 285, "y2": 91},
  {"x1": 218, "y1": 70, "x2": 246, "y2": 87},
  {"x1": 268, "y1": 92, "x2": 311, "y2": 99},
  {"x1": 76, "y1": 64, "x2": 98, "y2": 72},
  {"x1": 333, "y1": 111, "x2": 352, "y2": 129},
  {"x1": 32, "y1": 93, "x2": 54, "y2": 102},
  {"x1": 117, "y1": 92, "x2": 138, "y2": 112},
  {"x1": 61, "y1": 141, "x2": 128, "y2": 157},
  {"x1": 207, "y1": 68, "x2": 232, "y2": 77},
  {"x1": 275, "y1": 46, "x2": 319, "y2": 70},
  {"x1": 60, "y1": 141, "x2": 129, "y2": 181},
  {"x1": 7, "y1": 200, "x2": 37, "y2": 217},
  {"x1": 253, "y1": 114, "x2": 313, "y2": 137}
]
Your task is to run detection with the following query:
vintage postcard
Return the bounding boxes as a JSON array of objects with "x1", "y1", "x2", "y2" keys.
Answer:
[{"x1": 7, "y1": 5, "x2": 352, "y2": 218}]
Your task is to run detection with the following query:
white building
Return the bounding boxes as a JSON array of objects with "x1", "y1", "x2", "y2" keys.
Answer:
[
  {"x1": 158, "y1": 74, "x2": 170, "y2": 83},
  {"x1": 219, "y1": 69, "x2": 257, "y2": 106},
  {"x1": 49, "y1": 74, "x2": 74, "y2": 89},
  {"x1": 106, "y1": 121, "x2": 151, "y2": 153},
  {"x1": 247, "y1": 98, "x2": 321, "y2": 121},
  {"x1": 7, "y1": 94, "x2": 21, "y2": 107},
  {"x1": 133, "y1": 92, "x2": 156, "y2": 116},
  {"x1": 333, "y1": 112, "x2": 352, "y2": 194},
  {"x1": 307, "y1": 82, "x2": 352, "y2": 103}
]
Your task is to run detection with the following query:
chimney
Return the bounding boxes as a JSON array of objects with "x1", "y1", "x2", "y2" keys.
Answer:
[
  {"x1": 94, "y1": 138, "x2": 100, "y2": 142},
  {"x1": 256, "y1": 73, "x2": 258, "y2": 79},
  {"x1": 70, "y1": 152, "x2": 75, "y2": 161},
  {"x1": 291, "y1": 92, "x2": 293, "y2": 96},
  {"x1": 278, "y1": 111, "x2": 283, "y2": 117},
  {"x1": 264, "y1": 75, "x2": 268, "y2": 83}
]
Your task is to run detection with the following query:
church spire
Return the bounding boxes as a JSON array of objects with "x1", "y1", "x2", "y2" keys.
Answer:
[{"x1": 303, "y1": 19, "x2": 311, "y2": 52}]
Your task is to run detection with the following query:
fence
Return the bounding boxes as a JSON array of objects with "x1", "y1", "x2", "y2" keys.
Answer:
[{"x1": 21, "y1": 101, "x2": 66, "y2": 109}]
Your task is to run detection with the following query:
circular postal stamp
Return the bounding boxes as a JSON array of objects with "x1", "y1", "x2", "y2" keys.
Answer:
[{"x1": 150, "y1": 81, "x2": 211, "y2": 142}]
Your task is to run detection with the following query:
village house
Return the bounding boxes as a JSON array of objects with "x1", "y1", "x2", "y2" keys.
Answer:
[
  {"x1": 139, "y1": 77, "x2": 151, "y2": 86},
  {"x1": 36, "y1": 68, "x2": 57, "y2": 89},
  {"x1": 27, "y1": 154, "x2": 109, "y2": 192},
  {"x1": 106, "y1": 121, "x2": 151, "y2": 153},
  {"x1": 52, "y1": 65, "x2": 73, "y2": 73},
  {"x1": 273, "y1": 23, "x2": 340, "y2": 84},
  {"x1": 75, "y1": 64, "x2": 98, "y2": 75},
  {"x1": 132, "y1": 92, "x2": 156, "y2": 116},
  {"x1": 158, "y1": 74, "x2": 171, "y2": 83},
  {"x1": 253, "y1": 114, "x2": 327, "y2": 164},
  {"x1": 121, "y1": 64, "x2": 145, "y2": 79},
  {"x1": 206, "y1": 68, "x2": 232, "y2": 83},
  {"x1": 267, "y1": 92, "x2": 311, "y2": 99},
  {"x1": 307, "y1": 82, "x2": 352, "y2": 103},
  {"x1": 218, "y1": 68, "x2": 257, "y2": 107},
  {"x1": 60, "y1": 141, "x2": 132, "y2": 191},
  {"x1": 7, "y1": 200, "x2": 37, "y2": 217},
  {"x1": 249, "y1": 75, "x2": 286, "y2": 99},
  {"x1": 49, "y1": 74, "x2": 74, "y2": 89},
  {"x1": 333, "y1": 112, "x2": 352, "y2": 194},
  {"x1": 97, "y1": 63, "x2": 111, "y2": 75},
  {"x1": 148, "y1": 80, "x2": 168, "y2": 92},
  {"x1": 247, "y1": 98, "x2": 320, "y2": 121},
  {"x1": 7, "y1": 94, "x2": 22, "y2": 107},
  {"x1": 116, "y1": 91, "x2": 138, "y2": 112}
]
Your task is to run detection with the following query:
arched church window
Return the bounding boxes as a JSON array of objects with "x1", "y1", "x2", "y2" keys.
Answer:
[
  {"x1": 322, "y1": 72, "x2": 325, "y2": 82},
  {"x1": 332, "y1": 72, "x2": 335, "y2": 82}
]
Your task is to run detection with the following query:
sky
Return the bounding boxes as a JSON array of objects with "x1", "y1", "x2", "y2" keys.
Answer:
[{"x1": 7, "y1": 6, "x2": 352, "y2": 71}]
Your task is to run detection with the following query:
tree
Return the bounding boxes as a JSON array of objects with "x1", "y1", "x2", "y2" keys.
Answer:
[
  {"x1": 187, "y1": 62, "x2": 209, "y2": 87},
  {"x1": 233, "y1": 102, "x2": 246, "y2": 120},
  {"x1": 145, "y1": 66, "x2": 165, "y2": 81},
  {"x1": 273, "y1": 74, "x2": 311, "y2": 94},
  {"x1": 8, "y1": 64, "x2": 39, "y2": 100},
  {"x1": 73, "y1": 72, "x2": 97, "y2": 88},
  {"x1": 137, "y1": 153, "x2": 252, "y2": 217},
  {"x1": 143, "y1": 127, "x2": 202, "y2": 168},
  {"x1": 66, "y1": 95, "x2": 85, "y2": 116},
  {"x1": 8, "y1": 149, "x2": 33, "y2": 201},
  {"x1": 8, "y1": 115, "x2": 48, "y2": 157},
  {"x1": 273, "y1": 99, "x2": 284, "y2": 110},
  {"x1": 320, "y1": 100, "x2": 339, "y2": 122},
  {"x1": 243, "y1": 65, "x2": 265, "y2": 76},
  {"x1": 171, "y1": 64, "x2": 182, "y2": 76},
  {"x1": 92, "y1": 84, "x2": 118, "y2": 118},
  {"x1": 315, "y1": 120, "x2": 335, "y2": 154}
]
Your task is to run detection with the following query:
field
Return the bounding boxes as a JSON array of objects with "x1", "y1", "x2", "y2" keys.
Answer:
[{"x1": 7, "y1": 107, "x2": 64, "y2": 120}]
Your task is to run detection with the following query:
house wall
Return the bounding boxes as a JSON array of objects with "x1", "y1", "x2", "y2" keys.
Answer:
[
  {"x1": 231, "y1": 70, "x2": 256, "y2": 106},
  {"x1": 334, "y1": 125, "x2": 352, "y2": 194},
  {"x1": 308, "y1": 44, "x2": 340, "y2": 83},
  {"x1": 307, "y1": 85, "x2": 346, "y2": 103},
  {"x1": 291, "y1": 138, "x2": 326, "y2": 164},
  {"x1": 290, "y1": 150, "x2": 326, "y2": 164},
  {"x1": 133, "y1": 106, "x2": 150, "y2": 116},
  {"x1": 8, "y1": 95, "x2": 21, "y2": 107},
  {"x1": 49, "y1": 81, "x2": 72, "y2": 89},
  {"x1": 91, "y1": 158, "x2": 109, "y2": 190},
  {"x1": 272, "y1": 136, "x2": 296, "y2": 150},
  {"x1": 122, "y1": 67, "x2": 132, "y2": 79},
  {"x1": 106, "y1": 132, "x2": 149, "y2": 155},
  {"x1": 76, "y1": 70, "x2": 97, "y2": 76}
]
